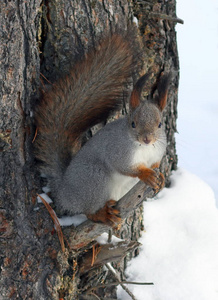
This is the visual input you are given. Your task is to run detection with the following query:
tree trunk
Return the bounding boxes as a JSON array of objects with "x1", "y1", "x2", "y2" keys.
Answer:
[{"x1": 0, "y1": 0, "x2": 179, "y2": 299}]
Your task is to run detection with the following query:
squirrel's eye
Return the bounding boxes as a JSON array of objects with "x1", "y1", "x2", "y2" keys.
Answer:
[
  {"x1": 158, "y1": 122, "x2": 162, "y2": 128},
  {"x1": 132, "y1": 121, "x2": 136, "y2": 128}
]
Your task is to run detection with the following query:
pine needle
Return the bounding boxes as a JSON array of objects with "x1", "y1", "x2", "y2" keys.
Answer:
[{"x1": 37, "y1": 194, "x2": 65, "y2": 252}]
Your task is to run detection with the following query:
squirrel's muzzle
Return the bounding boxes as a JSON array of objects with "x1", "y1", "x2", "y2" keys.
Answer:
[{"x1": 143, "y1": 137, "x2": 152, "y2": 144}]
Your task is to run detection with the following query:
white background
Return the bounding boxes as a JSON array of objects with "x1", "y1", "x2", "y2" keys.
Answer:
[{"x1": 176, "y1": 0, "x2": 218, "y2": 203}]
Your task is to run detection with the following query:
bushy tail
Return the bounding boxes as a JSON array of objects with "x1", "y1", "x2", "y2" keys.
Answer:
[{"x1": 34, "y1": 34, "x2": 133, "y2": 179}]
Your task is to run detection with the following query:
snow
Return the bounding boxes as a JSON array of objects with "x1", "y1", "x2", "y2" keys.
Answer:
[
  {"x1": 96, "y1": 232, "x2": 123, "y2": 245},
  {"x1": 133, "y1": 16, "x2": 139, "y2": 27},
  {"x1": 58, "y1": 214, "x2": 87, "y2": 227},
  {"x1": 37, "y1": 193, "x2": 53, "y2": 204},
  {"x1": 176, "y1": 0, "x2": 218, "y2": 203},
  {"x1": 117, "y1": 168, "x2": 218, "y2": 300}
]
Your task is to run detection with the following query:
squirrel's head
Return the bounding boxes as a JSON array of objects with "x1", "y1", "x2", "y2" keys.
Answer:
[{"x1": 128, "y1": 73, "x2": 170, "y2": 145}]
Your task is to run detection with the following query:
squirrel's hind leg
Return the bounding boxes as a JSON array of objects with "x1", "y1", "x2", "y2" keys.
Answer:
[{"x1": 87, "y1": 199, "x2": 121, "y2": 227}]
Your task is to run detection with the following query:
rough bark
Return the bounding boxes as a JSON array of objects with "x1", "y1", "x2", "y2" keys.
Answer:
[{"x1": 0, "y1": 0, "x2": 179, "y2": 299}]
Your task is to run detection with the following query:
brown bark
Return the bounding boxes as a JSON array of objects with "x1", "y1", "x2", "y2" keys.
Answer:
[{"x1": 0, "y1": 0, "x2": 179, "y2": 299}]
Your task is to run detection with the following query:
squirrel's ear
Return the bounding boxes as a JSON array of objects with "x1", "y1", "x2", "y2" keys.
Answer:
[
  {"x1": 130, "y1": 73, "x2": 150, "y2": 109},
  {"x1": 155, "y1": 73, "x2": 171, "y2": 111}
]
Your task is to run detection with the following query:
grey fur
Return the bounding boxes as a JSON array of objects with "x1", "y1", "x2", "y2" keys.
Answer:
[{"x1": 51, "y1": 100, "x2": 167, "y2": 216}]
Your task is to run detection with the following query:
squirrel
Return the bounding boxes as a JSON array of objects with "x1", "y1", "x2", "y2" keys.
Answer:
[{"x1": 34, "y1": 34, "x2": 170, "y2": 226}]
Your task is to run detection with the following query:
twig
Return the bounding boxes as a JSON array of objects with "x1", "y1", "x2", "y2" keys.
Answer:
[
  {"x1": 136, "y1": 0, "x2": 152, "y2": 4},
  {"x1": 79, "y1": 241, "x2": 140, "y2": 275},
  {"x1": 134, "y1": 6, "x2": 184, "y2": 24},
  {"x1": 91, "y1": 244, "x2": 101, "y2": 266},
  {"x1": 32, "y1": 127, "x2": 38, "y2": 143},
  {"x1": 86, "y1": 280, "x2": 153, "y2": 290},
  {"x1": 120, "y1": 281, "x2": 153, "y2": 285},
  {"x1": 89, "y1": 292, "x2": 101, "y2": 300},
  {"x1": 40, "y1": 72, "x2": 52, "y2": 84},
  {"x1": 106, "y1": 263, "x2": 137, "y2": 300},
  {"x1": 108, "y1": 229, "x2": 112, "y2": 243},
  {"x1": 149, "y1": 12, "x2": 184, "y2": 24}
]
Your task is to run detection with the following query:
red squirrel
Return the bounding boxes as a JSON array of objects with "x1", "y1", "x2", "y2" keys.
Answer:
[{"x1": 35, "y1": 34, "x2": 170, "y2": 226}]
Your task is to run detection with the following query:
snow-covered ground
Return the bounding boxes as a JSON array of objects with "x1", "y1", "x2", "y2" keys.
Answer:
[
  {"x1": 118, "y1": 1, "x2": 218, "y2": 299},
  {"x1": 117, "y1": 169, "x2": 218, "y2": 300}
]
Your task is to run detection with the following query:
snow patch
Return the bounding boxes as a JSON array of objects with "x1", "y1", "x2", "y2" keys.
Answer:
[
  {"x1": 37, "y1": 193, "x2": 53, "y2": 204},
  {"x1": 117, "y1": 169, "x2": 218, "y2": 300},
  {"x1": 58, "y1": 214, "x2": 87, "y2": 227},
  {"x1": 96, "y1": 232, "x2": 123, "y2": 245}
]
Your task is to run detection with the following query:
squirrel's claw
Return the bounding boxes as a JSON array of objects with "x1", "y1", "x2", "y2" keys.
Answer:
[
  {"x1": 137, "y1": 166, "x2": 165, "y2": 192},
  {"x1": 158, "y1": 172, "x2": 165, "y2": 189},
  {"x1": 139, "y1": 168, "x2": 159, "y2": 189},
  {"x1": 153, "y1": 172, "x2": 165, "y2": 194},
  {"x1": 87, "y1": 199, "x2": 121, "y2": 227}
]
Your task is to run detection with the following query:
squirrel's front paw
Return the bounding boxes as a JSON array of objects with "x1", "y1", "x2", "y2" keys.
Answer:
[
  {"x1": 87, "y1": 200, "x2": 121, "y2": 227},
  {"x1": 158, "y1": 172, "x2": 165, "y2": 189},
  {"x1": 137, "y1": 166, "x2": 165, "y2": 192},
  {"x1": 137, "y1": 167, "x2": 159, "y2": 189},
  {"x1": 153, "y1": 172, "x2": 165, "y2": 194}
]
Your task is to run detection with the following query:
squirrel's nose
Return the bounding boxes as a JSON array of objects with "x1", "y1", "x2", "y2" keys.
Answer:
[{"x1": 144, "y1": 137, "x2": 151, "y2": 144}]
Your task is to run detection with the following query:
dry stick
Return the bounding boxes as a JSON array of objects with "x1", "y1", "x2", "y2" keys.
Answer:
[
  {"x1": 108, "y1": 229, "x2": 112, "y2": 243},
  {"x1": 86, "y1": 280, "x2": 153, "y2": 297},
  {"x1": 134, "y1": 0, "x2": 153, "y2": 5},
  {"x1": 149, "y1": 12, "x2": 184, "y2": 24},
  {"x1": 32, "y1": 127, "x2": 38, "y2": 143},
  {"x1": 117, "y1": 281, "x2": 153, "y2": 285},
  {"x1": 89, "y1": 292, "x2": 101, "y2": 300},
  {"x1": 116, "y1": 182, "x2": 153, "y2": 217},
  {"x1": 136, "y1": 7, "x2": 184, "y2": 24},
  {"x1": 132, "y1": 2, "x2": 184, "y2": 24},
  {"x1": 40, "y1": 72, "x2": 52, "y2": 84},
  {"x1": 106, "y1": 263, "x2": 137, "y2": 300},
  {"x1": 64, "y1": 182, "x2": 154, "y2": 250},
  {"x1": 79, "y1": 240, "x2": 140, "y2": 275},
  {"x1": 91, "y1": 244, "x2": 102, "y2": 267},
  {"x1": 87, "y1": 281, "x2": 154, "y2": 289}
]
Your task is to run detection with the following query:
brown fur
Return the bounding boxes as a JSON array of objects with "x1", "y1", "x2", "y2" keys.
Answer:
[
  {"x1": 155, "y1": 73, "x2": 171, "y2": 111},
  {"x1": 126, "y1": 164, "x2": 165, "y2": 192},
  {"x1": 87, "y1": 200, "x2": 121, "y2": 226},
  {"x1": 151, "y1": 162, "x2": 160, "y2": 169},
  {"x1": 34, "y1": 34, "x2": 133, "y2": 177},
  {"x1": 132, "y1": 165, "x2": 159, "y2": 189},
  {"x1": 129, "y1": 89, "x2": 140, "y2": 109},
  {"x1": 129, "y1": 73, "x2": 150, "y2": 109}
]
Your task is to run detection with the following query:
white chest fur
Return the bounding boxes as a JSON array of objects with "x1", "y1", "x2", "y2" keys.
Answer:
[
  {"x1": 131, "y1": 141, "x2": 165, "y2": 168},
  {"x1": 108, "y1": 172, "x2": 139, "y2": 201},
  {"x1": 108, "y1": 140, "x2": 166, "y2": 201}
]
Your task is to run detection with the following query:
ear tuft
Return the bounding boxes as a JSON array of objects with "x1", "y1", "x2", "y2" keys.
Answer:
[
  {"x1": 156, "y1": 73, "x2": 171, "y2": 111},
  {"x1": 130, "y1": 73, "x2": 150, "y2": 109}
]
